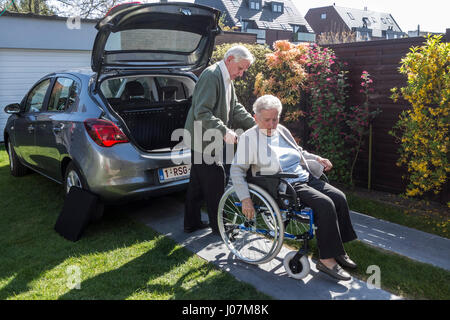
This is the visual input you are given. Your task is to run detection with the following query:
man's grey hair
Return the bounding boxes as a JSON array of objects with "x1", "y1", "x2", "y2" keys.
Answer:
[
  {"x1": 253, "y1": 95, "x2": 283, "y2": 115},
  {"x1": 224, "y1": 45, "x2": 254, "y2": 64}
]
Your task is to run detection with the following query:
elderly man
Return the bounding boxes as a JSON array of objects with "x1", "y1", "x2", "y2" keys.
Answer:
[
  {"x1": 184, "y1": 45, "x2": 256, "y2": 234},
  {"x1": 230, "y1": 95, "x2": 358, "y2": 281}
]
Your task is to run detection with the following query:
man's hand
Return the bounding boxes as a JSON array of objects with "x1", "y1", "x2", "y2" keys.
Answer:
[
  {"x1": 317, "y1": 157, "x2": 333, "y2": 172},
  {"x1": 224, "y1": 130, "x2": 238, "y2": 144},
  {"x1": 241, "y1": 198, "x2": 255, "y2": 220}
]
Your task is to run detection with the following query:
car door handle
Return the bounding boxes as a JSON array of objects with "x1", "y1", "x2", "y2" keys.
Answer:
[{"x1": 53, "y1": 124, "x2": 64, "y2": 133}]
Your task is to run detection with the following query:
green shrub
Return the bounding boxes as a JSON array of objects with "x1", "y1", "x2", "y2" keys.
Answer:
[{"x1": 211, "y1": 42, "x2": 272, "y2": 112}]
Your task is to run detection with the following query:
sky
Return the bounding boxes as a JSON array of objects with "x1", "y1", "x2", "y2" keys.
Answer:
[
  {"x1": 45, "y1": 0, "x2": 449, "y2": 33},
  {"x1": 290, "y1": 0, "x2": 449, "y2": 33}
]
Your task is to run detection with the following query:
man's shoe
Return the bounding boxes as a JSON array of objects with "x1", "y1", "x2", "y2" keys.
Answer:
[
  {"x1": 335, "y1": 254, "x2": 357, "y2": 269},
  {"x1": 184, "y1": 221, "x2": 209, "y2": 233},
  {"x1": 316, "y1": 260, "x2": 352, "y2": 281}
]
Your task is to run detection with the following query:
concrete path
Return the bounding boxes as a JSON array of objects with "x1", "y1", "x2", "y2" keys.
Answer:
[
  {"x1": 350, "y1": 211, "x2": 450, "y2": 271},
  {"x1": 131, "y1": 196, "x2": 405, "y2": 300}
]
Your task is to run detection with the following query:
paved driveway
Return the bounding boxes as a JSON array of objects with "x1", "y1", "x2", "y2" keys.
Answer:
[{"x1": 129, "y1": 195, "x2": 402, "y2": 300}]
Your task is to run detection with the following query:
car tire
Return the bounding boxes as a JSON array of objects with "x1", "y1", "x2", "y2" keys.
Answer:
[
  {"x1": 7, "y1": 140, "x2": 29, "y2": 177},
  {"x1": 63, "y1": 161, "x2": 104, "y2": 222},
  {"x1": 63, "y1": 162, "x2": 87, "y2": 196}
]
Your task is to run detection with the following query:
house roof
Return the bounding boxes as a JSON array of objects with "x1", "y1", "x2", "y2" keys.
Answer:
[
  {"x1": 194, "y1": 0, "x2": 313, "y2": 32},
  {"x1": 330, "y1": 6, "x2": 403, "y2": 35}
]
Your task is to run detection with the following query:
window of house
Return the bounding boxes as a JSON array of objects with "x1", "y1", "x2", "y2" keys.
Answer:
[
  {"x1": 386, "y1": 17, "x2": 393, "y2": 24},
  {"x1": 381, "y1": 17, "x2": 386, "y2": 24},
  {"x1": 371, "y1": 17, "x2": 377, "y2": 23},
  {"x1": 242, "y1": 20, "x2": 249, "y2": 31},
  {"x1": 321, "y1": 13, "x2": 327, "y2": 19},
  {"x1": 347, "y1": 12, "x2": 355, "y2": 20},
  {"x1": 272, "y1": 3, "x2": 283, "y2": 13},
  {"x1": 250, "y1": 1, "x2": 260, "y2": 10}
]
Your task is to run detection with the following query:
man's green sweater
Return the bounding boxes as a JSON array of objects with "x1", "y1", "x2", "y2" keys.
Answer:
[{"x1": 184, "y1": 62, "x2": 255, "y2": 154}]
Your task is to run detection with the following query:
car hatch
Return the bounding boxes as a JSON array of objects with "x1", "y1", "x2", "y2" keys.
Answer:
[{"x1": 91, "y1": 2, "x2": 221, "y2": 76}]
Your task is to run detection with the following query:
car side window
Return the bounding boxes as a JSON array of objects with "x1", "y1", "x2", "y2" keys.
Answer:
[
  {"x1": 48, "y1": 77, "x2": 79, "y2": 112},
  {"x1": 24, "y1": 79, "x2": 51, "y2": 113}
]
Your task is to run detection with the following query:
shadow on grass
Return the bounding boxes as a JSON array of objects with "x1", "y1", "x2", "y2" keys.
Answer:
[{"x1": 0, "y1": 158, "x2": 266, "y2": 300}]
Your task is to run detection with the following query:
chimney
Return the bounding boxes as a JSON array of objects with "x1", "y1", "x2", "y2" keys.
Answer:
[{"x1": 364, "y1": 7, "x2": 368, "y2": 11}]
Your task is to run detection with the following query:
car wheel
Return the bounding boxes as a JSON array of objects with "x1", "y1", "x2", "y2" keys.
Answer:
[
  {"x1": 7, "y1": 140, "x2": 29, "y2": 177},
  {"x1": 63, "y1": 162, "x2": 104, "y2": 222},
  {"x1": 64, "y1": 162, "x2": 86, "y2": 195}
]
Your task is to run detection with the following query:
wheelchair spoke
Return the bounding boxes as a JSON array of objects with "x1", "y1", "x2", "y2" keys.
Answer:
[{"x1": 217, "y1": 184, "x2": 284, "y2": 264}]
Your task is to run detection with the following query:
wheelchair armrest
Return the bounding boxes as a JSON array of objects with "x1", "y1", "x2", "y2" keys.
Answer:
[{"x1": 255, "y1": 172, "x2": 299, "y2": 179}]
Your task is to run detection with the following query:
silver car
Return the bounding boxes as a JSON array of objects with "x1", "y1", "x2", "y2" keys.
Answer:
[{"x1": 3, "y1": 2, "x2": 221, "y2": 203}]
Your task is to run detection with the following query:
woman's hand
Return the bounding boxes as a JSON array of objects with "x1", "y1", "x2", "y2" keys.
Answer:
[
  {"x1": 241, "y1": 198, "x2": 255, "y2": 220},
  {"x1": 317, "y1": 157, "x2": 333, "y2": 172}
]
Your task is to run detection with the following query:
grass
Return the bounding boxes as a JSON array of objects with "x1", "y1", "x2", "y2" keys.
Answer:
[
  {"x1": 0, "y1": 145, "x2": 269, "y2": 300},
  {"x1": 1, "y1": 144, "x2": 449, "y2": 300},
  {"x1": 345, "y1": 191, "x2": 449, "y2": 239}
]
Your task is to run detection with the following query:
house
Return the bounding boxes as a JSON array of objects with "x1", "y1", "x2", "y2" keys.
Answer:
[
  {"x1": 194, "y1": 0, "x2": 315, "y2": 46},
  {"x1": 305, "y1": 5, "x2": 405, "y2": 42}
]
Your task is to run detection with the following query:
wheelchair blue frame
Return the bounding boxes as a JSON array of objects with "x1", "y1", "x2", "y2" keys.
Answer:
[{"x1": 233, "y1": 203, "x2": 315, "y2": 240}]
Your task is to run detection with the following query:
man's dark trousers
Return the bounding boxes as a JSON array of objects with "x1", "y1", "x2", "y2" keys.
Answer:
[{"x1": 184, "y1": 149, "x2": 230, "y2": 232}]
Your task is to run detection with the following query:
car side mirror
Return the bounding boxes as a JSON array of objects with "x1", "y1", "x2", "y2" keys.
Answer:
[{"x1": 4, "y1": 103, "x2": 21, "y2": 114}]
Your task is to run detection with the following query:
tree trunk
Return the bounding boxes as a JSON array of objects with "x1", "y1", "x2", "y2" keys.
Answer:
[{"x1": 34, "y1": 0, "x2": 40, "y2": 14}]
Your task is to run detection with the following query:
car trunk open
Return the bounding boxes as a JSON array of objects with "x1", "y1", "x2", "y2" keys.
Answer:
[{"x1": 99, "y1": 74, "x2": 195, "y2": 152}]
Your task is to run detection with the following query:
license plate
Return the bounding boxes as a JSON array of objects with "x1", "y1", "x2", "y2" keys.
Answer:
[{"x1": 158, "y1": 164, "x2": 191, "y2": 183}]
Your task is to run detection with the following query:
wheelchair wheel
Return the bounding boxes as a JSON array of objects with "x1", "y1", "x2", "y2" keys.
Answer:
[
  {"x1": 284, "y1": 210, "x2": 312, "y2": 238},
  {"x1": 283, "y1": 251, "x2": 310, "y2": 279},
  {"x1": 218, "y1": 183, "x2": 284, "y2": 265}
]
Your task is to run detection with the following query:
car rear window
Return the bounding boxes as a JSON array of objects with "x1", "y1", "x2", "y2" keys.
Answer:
[
  {"x1": 100, "y1": 76, "x2": 187, "y2": 102},
  {"x1": 105, "y1": 29, "x2": 202, "y2": 53}
]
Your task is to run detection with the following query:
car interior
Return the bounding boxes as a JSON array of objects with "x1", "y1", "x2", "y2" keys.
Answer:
[{"x1": 100, "y1": 75, "x2": 195, "y2": 151}]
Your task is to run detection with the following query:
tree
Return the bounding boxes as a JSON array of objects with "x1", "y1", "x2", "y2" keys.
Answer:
[
  {"x1": 1, "y1": 0, "x2": 54, "y2": 15},
  {"x1": 52, "y1": 0, "x2": 130, "y2": 18}
]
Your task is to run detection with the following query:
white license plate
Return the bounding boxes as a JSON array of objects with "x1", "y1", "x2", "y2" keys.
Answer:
[{"x1": 158, "y1": 165, "x2": 191, "y2": 183}]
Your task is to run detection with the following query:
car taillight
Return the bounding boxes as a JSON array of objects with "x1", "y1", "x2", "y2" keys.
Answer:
[{"x1": 84, "y1": 118, "x2": 129, "y2": 147}]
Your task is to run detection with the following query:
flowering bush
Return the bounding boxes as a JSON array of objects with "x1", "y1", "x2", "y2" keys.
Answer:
[
  {"x1": 389, "y1": 35, "x2": 449, "y2": 198},
  {"x1": 211, "y1": 42, "x2": 272, "y2": 111},
  {"x1": 254, "y1": 40, "x2": 309, "y2": 117},
  {"x1": 305, "y1": 44, "x2": 351, "y2": 183}
]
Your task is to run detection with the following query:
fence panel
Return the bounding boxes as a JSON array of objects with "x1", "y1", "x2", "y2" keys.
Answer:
[{"x1": 325, "y1": 37, "x2": 430, "y2": 194}]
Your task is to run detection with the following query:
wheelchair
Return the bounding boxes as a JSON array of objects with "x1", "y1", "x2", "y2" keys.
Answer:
[{"x1": 218, "y1": 172, "x2": 324, "y2": 279}]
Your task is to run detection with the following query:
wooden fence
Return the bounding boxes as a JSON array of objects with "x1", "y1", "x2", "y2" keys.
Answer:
[{"x1": 323, "y1": 33, "x2": 448, "y2": 200}]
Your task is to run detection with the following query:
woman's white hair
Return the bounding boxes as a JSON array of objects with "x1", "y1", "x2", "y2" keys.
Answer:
[
  {"x1": 253, "y1": 95, "x2": 283, "y2": 115},
  {"x1": 224, "y1": 45, "x2": 254, "y2": 64}
]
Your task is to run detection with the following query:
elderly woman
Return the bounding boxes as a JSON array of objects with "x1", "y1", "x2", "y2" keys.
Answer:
[{"x1": 230, "y1": 95, "x2": 358, "y2": 281}]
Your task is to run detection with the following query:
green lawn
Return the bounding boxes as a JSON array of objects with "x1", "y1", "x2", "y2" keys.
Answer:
[
  {"x1": 1, "y1": 144, "x2": 449, "y2": 300},
  {"x1": 0, "y1": 145, "x2": 269, "y2": 300}
]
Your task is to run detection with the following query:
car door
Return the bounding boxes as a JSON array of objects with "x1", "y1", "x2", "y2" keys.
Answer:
[
  {"x1": 13, "y1": 78, "x2": 52, "y2": 169},
  {"x1": 34, "y1": 76, "x2": 80, "y2": 179}
]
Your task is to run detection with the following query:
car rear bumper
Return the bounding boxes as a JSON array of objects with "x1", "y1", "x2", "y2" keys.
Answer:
[{"x1": 75, "y1": 140, "x2": 191, "y2": 203}]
